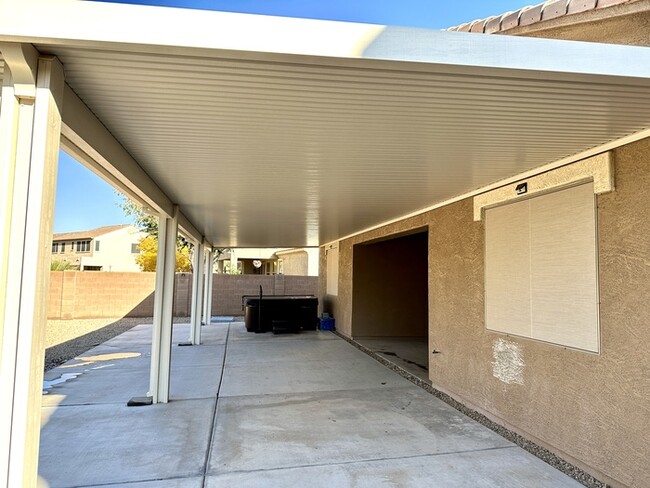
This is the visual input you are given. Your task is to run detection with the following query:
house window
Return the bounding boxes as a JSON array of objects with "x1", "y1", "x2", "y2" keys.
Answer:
[
  {"x1": 76, "y1": 240, "x2": 90, "y2": 253},
  {"x1": 52, "y1": 242, "x2": 59, "y2": 253},
  {"x1": 131, "y1": 243, "x2": 140, "y2": 254},
  {"x1": 326, "y1": 245, "x2": 339, "y2": 296},
  {"x1": 95, "y1": 240, "x2": 101, "y2": 252},
  {"x1": 61, "y1": 242, "x2": 65, "y2": 253},
  {"x1": 484, "y1": 182, "x2": 599, "y2": 352}
]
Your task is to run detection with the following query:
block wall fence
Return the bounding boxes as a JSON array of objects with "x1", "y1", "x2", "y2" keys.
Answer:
[{"x1": 47, "y1": 271, "x2": 318, "y2": 319}]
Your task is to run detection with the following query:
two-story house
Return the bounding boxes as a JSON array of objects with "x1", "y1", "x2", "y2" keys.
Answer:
[{"x1": 51, "y1": 224, "x2": 147, "y2": 272}]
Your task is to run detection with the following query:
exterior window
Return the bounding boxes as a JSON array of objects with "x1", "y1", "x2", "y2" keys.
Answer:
[
  {"x1": 131, "y1": 243, "x2": 140, "y2": 253},
  {"x1": 52, "y1": 242, "x2": 59, "y2": 253},
  {"x1": 485, "y1": 182, "x2": 599, "y2": 352},
  {"x1": 326, "y1": 245, "x2": 339, "y2": 296},
  {"x1": 95, "y1": 240, "x2": 101, "y2": 252},
  {"x1": 61, "y1": 242, "x2": 65, "y2": 253},
  {"x1": 76, "y1": 240, "x2": 90, "y2": 253}
]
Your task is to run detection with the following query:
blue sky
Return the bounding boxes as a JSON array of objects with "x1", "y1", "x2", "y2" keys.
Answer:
[{"x1": 55, "y1": 0, "x2": 531, "y2": 233}]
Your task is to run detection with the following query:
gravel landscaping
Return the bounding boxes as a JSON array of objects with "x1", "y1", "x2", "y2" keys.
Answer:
[{"x1": 44, "y1": 316, "x2": 190, "y2": 371}]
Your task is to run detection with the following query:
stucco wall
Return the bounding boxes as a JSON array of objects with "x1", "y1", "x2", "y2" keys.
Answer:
[
  {"x1": 279, "y1": 250, "x2": 308, "y2": 276},
  {"x1": 321, "y1": 137, "x2": 650, "y2": 487}
]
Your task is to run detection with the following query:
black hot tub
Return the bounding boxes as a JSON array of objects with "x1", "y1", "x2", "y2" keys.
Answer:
[{"x1": 243, "y1": 293, "x2": 318, "y2": 334}]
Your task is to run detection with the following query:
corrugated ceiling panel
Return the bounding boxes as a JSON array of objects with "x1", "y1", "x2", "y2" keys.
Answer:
[{"x1": 42, "y1": 47, "x2": 650, "y2": 246}]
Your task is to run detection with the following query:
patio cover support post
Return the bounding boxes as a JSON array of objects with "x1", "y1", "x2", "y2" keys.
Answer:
[
  {"x1": 189, "y1": 242, "x2": 204, "y2": 344},
  {"x1": 148, "y1": 206, "x2": 178, "y2": 404},
  {"x1": 0, "y1": 44, "x2": 64, "y2": 488},
  {"x1": 203, "y1": 249, "x2": 214, "y2": 325},
  {"x1": 201, "y1": 251, "x2": 209, "y2": 325}
]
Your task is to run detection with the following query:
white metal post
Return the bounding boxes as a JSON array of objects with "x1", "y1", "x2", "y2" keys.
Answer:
[
  {"x1": 189, "y1": 242, "x2": 204, "y2": 344},
  {"x1": 0, "y1": 44, "x2": 64, "y2": 488},
  {"x1": 203, "y1": 249, "x2": 214, "y2": 325},
  {"x1": 201, "y1": 251, "x2": 209, "y2": 325},
  {"x1": 148, "y1": 206, "x2": 178, "y2": 404}
]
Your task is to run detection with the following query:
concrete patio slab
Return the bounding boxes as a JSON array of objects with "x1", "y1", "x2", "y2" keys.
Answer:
[
  {"x1": 42, "y1": 367, "x2": 149, "y2": 406},
  {"x1": 39, "y1": 399, "x2": 215, "y2": 487},
  {"x1": 91, "y1": 479, "x2": 203, "y2": 488},
  {"x1": 356, "y1": 337, "x2": 430, "y2": 382},
  {"x1": 102, "y1": 322, "x2": 228, "y2": 347},
  {"x1": 206, "y1": 447, "x2": 582, "y2": 487},
  {"x1": 225, "y1": 335, "x2": 364, "y2": 365},
  {"x1": 219, "y1": 355, "x2": 412, "y2": 397},
  {"x1": 209, "y1": 386, "x2": 511, "y2": 475},
  {"x1": 43, "y1": 363, "x2": 223, "y2": 406},
  {"x1": 39, "y1": 320, "x2": 586, "y2": 487},
  {"x1": 44, "y1": 344, "x2": 153, "y2": 378},
  {"x1": 42, "y1": 322, "x2": 227, "y2": 406},
  {"x1": 49, "y1": 340, "x2": 226, "y2": 374},
  {"x1": 228, "y1": 326, "x2": 339, "y2": 342}
]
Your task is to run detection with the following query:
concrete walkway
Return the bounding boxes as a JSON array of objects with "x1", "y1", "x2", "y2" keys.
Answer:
[{"x1": 39, "y1": 320, "x2": 582, "y2": 487}]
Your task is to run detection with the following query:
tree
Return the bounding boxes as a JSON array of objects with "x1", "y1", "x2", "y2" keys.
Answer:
[
  {"x1": 118, "y1": 195, "x2": 158, "y2": 235},
  {"x1": 135, "y1": 235, "x2": 192, "y2": 272},
  {"x1": 118, "y1": 193, "x2": 228, "y2": 273},
  {"x1": 118, "y1": 193, "x2": 192, "y2": 272},
  {"x1": 50, "y1": 260, "x2": 76, "y2": 271}
]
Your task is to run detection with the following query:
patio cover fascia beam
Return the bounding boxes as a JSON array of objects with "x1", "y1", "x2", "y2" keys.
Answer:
[
  {"x1": 3, "y1": 1, "x2": 650, "y2": 86},
  {"x1": 59, "y1": 82, "x2": 210, "y2": 247}
]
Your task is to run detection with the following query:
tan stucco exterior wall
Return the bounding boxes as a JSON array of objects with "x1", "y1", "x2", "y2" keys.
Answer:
[
  {"x1": 320, "y1": 137, "x2": 650, "y2": 487},
  {"x1": 279, "y1": 250, "x2": 309, "y2": 276}
]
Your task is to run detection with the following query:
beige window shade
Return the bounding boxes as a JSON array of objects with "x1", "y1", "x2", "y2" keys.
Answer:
[
  {"x1": 485, "y1": 199, "x2": 532, "y2": 338},
  {"x1": 326, "y1": 246, "x2": 339, "y2": 296},
  {"x1": 485, "y1": 182, "x2": 599, "y2": 352}
]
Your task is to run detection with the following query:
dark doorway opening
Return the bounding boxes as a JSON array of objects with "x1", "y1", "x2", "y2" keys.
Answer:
[{"x1": 352, "y1": 229, "x2": 429, "y2": 381}]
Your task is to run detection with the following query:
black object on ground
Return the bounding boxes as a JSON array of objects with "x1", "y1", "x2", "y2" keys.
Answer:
[
  {"x1": 243, "y1": 295, "x2": 318, "y2": 334},
  {"x1": 126, "y1": 396, "x2": 153, "y2": 407}
]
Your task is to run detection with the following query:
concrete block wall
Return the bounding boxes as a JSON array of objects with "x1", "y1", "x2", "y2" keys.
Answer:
[
  {"x1": 283, "y1": 275, "x2": 319, "y2": 296},
  {"x1": 213, "y1": 274, "x2": 319, "y2": 315},
  {"x1": 47, "y1": 271, "x2": 156, "y2": 319},
  {"x1": 48, "y1": 272, "x2": 318, "y2": 319}
]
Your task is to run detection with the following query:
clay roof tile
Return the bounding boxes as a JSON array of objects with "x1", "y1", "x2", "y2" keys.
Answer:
[
  {"x1": 541, "y1": 0, "x2": 569, "y2": 20},
  {"x1": 567, "y1": 0, "x2": 598, "y2": 15}
]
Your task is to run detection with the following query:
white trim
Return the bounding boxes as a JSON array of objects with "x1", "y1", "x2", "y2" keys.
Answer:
[
  {"x1": 322, "y1": 129, "x2": 650, "y2": 247},
  {"x1": 4, "y1": 1, "x2": 650, "y2": 83},
  {"x1": 473, "y1": 151, "x2": 614, "y2": 221}
]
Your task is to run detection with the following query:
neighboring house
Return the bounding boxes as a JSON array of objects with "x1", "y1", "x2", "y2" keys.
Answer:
[
  {"x1": 216, "y1": 248, "x2": 319, "y2": 275},
  {"x1": 276, "y1": 248, "x2": 319, "y2": 276},
  {"x1": 51, "y1": 224, "x2": 147, "y2": 272}
]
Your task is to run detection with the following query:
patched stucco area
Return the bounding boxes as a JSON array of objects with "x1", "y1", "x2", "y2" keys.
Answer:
[{"x1": 491, "y1": 338, "x2": 525, "y2": 385}]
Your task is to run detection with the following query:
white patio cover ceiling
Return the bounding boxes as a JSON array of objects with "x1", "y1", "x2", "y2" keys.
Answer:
[{"x1": 2, "y1": 1, "x2": 650, "y2": 247}]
